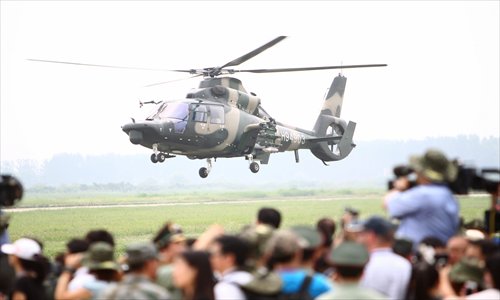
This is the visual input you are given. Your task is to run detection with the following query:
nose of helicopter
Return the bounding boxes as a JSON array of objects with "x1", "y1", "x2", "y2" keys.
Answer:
[
  {"x1": 122, "y1": 122, "x2": 146, "y2": 145},
  {"x1": 122, "y1": 120, "x2": 176, "y2": 145}
]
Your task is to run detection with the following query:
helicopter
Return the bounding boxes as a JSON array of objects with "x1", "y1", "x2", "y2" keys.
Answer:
[{"x1": 30, "y1": 36, "x2": 386, "y2": 178}]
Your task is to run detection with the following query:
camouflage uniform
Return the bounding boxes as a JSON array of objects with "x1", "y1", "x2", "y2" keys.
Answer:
[{"x1": 99, "y1": 274, "x2": 170, "y2": 300}]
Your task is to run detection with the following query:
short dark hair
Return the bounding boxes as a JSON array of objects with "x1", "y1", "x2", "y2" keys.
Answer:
[
  {"x1": 335, "y1": 265, "x2": 364, "y2": 279},
  {"x1": 257, "y1": 207, "x2": 282, "y2": 229},
  {"x1": 66, "y1": 238, "x2": 89, "y2": 254},
  {"x1": 214, "y1": 235, "x2": 250, "y2": 267},
  {"x1": 85, "y1": 229, "x2": 115, "y2": 247}
]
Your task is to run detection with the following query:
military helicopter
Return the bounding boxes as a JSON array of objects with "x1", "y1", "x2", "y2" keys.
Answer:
[{"x1": 30, "y1": 36, "x2": 386, "y2": 178}]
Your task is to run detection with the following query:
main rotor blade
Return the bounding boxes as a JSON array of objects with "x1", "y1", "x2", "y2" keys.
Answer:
[
  {"x1": 144, "y1": 74, "x2": 203, "y2": 87},
  {"x1": 27, "y1": 59, "x2": 191, "y2": 72},
  {"x1": 220, "y1": 36, "x2": 287, "y2": 69},
  {"x1": 235, "y1": 64, "x2": 388, "y2": 73}
]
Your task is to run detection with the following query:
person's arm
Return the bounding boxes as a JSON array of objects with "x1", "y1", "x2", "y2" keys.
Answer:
[
  {"x1": 54, "y1": 253, "x2": 92, "y2": 300},
  {"x1": 386, "y1": 188, "x2": 422, "y2": 219},
  {"x1": 11, "y1": 291, "x2": 27, "y2": 300}
]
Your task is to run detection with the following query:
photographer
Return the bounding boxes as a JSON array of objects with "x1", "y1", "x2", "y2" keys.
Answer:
[{"x1": 385, "y1": 149, "x2": 460, "y2": 250}]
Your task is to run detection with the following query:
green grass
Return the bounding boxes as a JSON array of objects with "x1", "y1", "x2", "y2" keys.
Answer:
[{"x1": 5, "y1": 191, "x2": 491, "y2": 258}]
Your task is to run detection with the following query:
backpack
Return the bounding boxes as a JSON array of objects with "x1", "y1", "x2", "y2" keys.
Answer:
[
  {"x1": 236, "y1": 269, "x2": 314, "y2": 300},
  {"x1": 276, "y1": 274, "x2": 314, "y2": 300}
]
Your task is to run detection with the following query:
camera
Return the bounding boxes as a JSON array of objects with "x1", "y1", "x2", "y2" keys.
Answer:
[
  {"x1": 387, "y1": 163, "x2": 499, "y2": 195},
  {"x1": 0, "y1": 174, "x2": 23, "y2": 207},
  {"x1": 387, "y1": 165, "x2": 417, "y2": 191}
]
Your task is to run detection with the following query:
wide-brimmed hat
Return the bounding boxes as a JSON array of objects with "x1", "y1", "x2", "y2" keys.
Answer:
[
  {"x1": 1, "y1": 238, "x2": 41, "y2": 261},
  {"x1": 83, "y1": 242, "x2": 120, "y2": 271},
  {"x1": 409, "y1": 149, "x2": 457, "y2": 182}
]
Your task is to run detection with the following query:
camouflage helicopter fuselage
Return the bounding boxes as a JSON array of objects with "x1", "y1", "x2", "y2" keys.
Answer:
[{"x1": 122, "y1": 75, "x2": 356, "y2": 177}]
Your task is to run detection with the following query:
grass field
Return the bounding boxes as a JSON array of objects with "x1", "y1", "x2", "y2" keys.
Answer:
[{"x1": 4, "y1": 190, "x2": 490, "y2": 258}]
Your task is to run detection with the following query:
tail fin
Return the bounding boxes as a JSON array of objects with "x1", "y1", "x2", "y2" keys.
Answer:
[
  {"x1": 313, "y1": 74, "x2": 346, "y2": 130},
  {"x1": 310, "y1": 74, "x2": 356, "y2": 162}
]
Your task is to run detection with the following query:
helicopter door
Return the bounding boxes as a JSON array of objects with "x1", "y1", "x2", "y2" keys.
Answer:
[{"x1": 190, "y1": 104, "x2": 226, "y2": 143}]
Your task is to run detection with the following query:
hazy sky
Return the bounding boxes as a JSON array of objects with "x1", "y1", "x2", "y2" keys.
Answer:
[{"x1": 1, "y1": 1, "x2": 499, "y2": 162}]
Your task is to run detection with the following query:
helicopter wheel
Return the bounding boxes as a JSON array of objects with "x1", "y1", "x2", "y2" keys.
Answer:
[
  {"x1": 157, "y1": 153, "x2": 166, "y2": 163},
  {"x1": 150, "y1": 154, "x2": 158, "y2": 163},
  {"x1": 249, "y1": 162, "x2": 260, "y2": 173},
  {"x1": 199, "y1": 167, "x2": 209, "y2": 178}
]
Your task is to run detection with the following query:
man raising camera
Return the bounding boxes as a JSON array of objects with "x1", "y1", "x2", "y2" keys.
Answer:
[{"x1": 385, "y1": 149, "x2": 460, "y2": 250}]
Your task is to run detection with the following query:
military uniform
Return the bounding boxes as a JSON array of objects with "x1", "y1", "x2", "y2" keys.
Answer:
[
  {"x1": 99, "y1": 274, "x2": 169, "y2": 300},
  {"x1": 99, "y1": 242, "x2": 170, "y2": 300},
  {"x1": 317, "y1": 241, "x2": 387, "y2": 300}
]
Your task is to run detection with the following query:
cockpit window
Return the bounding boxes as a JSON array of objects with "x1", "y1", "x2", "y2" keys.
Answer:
[
  {"x1": 191, "y1": 104, "x2": 225, "y2": 124},
  {"x1": 209, "y1": 105, "x2": 224, "y2": 124},
  {"x1": 192, "y1": 104, "x2": 208, "y2": 122},
  {"x1": 148, "y1": 102, "x2": 189, "y2": 121}
]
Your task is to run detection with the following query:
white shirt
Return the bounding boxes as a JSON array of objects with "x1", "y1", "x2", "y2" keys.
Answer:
[
  {"x1": 68, "y1": 267, "x2": 95, "y2": 291},
  {"x1": 360, "y1": 248, "x2": 411, "y2": 300},
  {"x1": 466, "y1": 289, "x2": 500, "y2": 300},
  {"x1": 214, "y1": 268, "x2": 253, "y2": 300}
]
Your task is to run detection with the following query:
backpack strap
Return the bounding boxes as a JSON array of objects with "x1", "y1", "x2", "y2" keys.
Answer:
[{"x1": 298, "y1": 273, "x2": 313, "y2": 295}]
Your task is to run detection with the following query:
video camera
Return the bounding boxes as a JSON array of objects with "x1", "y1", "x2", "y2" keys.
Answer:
[
  {"x1": 0, "y1": 175, "x2": 23, "y2": 207},
  {"x1": 388, "y1": 163, "x2": 500, "y2": 195}
]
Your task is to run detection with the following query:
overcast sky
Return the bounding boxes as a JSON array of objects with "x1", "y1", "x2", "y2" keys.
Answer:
[{"x1": 1, "y1": 1, "x2": 498, "y2": 162}]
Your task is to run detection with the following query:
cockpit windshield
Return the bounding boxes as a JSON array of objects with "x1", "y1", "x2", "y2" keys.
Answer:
[{"x1": 147, "y1": 102, "x2": 189, "y2": 121}]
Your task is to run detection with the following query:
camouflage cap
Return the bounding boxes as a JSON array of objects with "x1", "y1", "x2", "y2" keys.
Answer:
[
  {"x1": 448, "y1": 257, "x2": 484, "y2": 284},
  {"x1": 329, "y1": 241, "x2": 369, "y2": 267},
  {"x1": 290, "y1": 225, "x2": 322, "y2": 249},
  {"x1": 124, "y1": 242, "x2": 159, "y2": 265},
  {"x1": 409, "y1": 149, "x2": 458, "y2": 182},
  {"x1": 264, "y1": 229, "x2": 300, "y2": 260},
  {"x1": 239, "y1": 224, "x2": 274, "y2": 257},
  {"x1": 84, "y1": 242, "x2": 120, "y2": 271}
]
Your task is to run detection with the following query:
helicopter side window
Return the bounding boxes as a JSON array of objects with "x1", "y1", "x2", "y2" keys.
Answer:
[
  {"x1": 209, "y1": 105, "x2": 225, "y2": 124},
  {"x1": 191, "y1": 104, "x2": 208, "y2": 123}
]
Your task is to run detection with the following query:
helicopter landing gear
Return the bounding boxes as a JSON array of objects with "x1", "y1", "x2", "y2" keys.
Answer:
[
  {"x1": 250, "y1": 162, "x2": 260, "y2": 173},
  {"x1": 246, "y1": 155, "x2": 260, "y2": 174},
  {"x1": 199, "y1": 158, "x2": 213, "y2": 178},
  {"x1": 151, "y1": 153, "x2": 167, "y2": 163}
]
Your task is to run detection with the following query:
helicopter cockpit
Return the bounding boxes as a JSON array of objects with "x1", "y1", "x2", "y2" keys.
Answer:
[
  {"x1": 146, "y1": 101, "x2": 225, "y2": 134},
  {"x1": 146, "y1": 101, "x2": 189, "y2": 133}
]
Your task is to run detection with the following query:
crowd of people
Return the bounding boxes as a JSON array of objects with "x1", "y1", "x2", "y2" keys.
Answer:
[{"x1": 0, "y1": 149, "x2": 498, "y2": 300}]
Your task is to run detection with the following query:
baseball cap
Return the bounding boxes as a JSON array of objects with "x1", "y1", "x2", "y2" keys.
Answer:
[
  {"x1": 264, "y1": 229, "x2": 301, "y2": 260},
  {"x1": 84, "y1": 242, "x2": 120, "y2": 271},
  {"x1": 448, "y1": 257, "x2": 484, "y2": 284},
  {"x1": 124, "y1": 242, "x2": 159, "y2": 265},
  {"x1": 290, "y1": 225, "x2": 322, "y2": 249},
  {"x1": 329, "y1": 241, "x2": 369, "y2": 267},
  {"x1": 1, "y1": 238, "x2": 41, "y2": 261},
  {"x1": 361, "y1": 216, "x2": 394, "y2": 238}
]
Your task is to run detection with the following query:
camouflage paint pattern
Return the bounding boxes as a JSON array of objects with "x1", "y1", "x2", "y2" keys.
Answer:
[{"x1": 122, "y1": 75, "x2": 356, "y2": 166}]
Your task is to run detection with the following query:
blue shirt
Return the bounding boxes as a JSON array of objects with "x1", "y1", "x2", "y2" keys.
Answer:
[
  {"x1": 387, "y1": 184, "x2": 459, "y2": 247},
  {"x1": 0, "y1": 210, "x2": 9, "y2": 246},
  {"x1": 279, "y1": 269, "x2": 333, "y2": 298}
]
